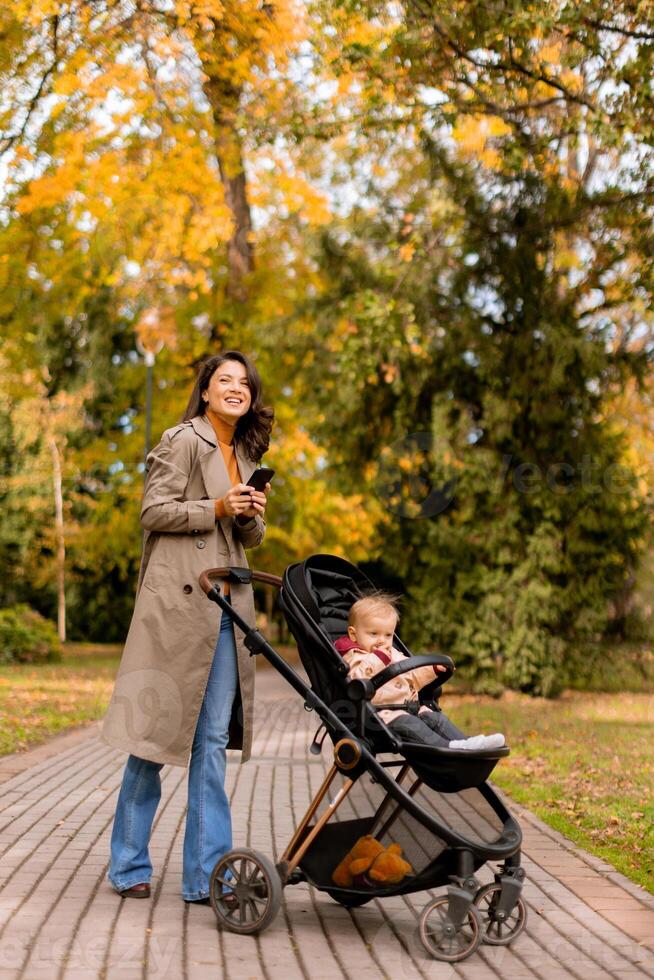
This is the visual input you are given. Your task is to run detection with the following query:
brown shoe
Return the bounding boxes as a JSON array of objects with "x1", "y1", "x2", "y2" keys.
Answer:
[{"x1": 119, "y1": 882, "x2": 151, "y2": 898}]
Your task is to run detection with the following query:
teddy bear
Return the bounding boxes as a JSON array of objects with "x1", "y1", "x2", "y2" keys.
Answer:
[{"x1": 332, "y1": 835, "x2": 413, "y2": 888}]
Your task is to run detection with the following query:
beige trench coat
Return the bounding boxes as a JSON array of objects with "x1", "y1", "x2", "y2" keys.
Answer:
[{"x1": 101, "y1": 415, "x2": 266, "y2": 766}]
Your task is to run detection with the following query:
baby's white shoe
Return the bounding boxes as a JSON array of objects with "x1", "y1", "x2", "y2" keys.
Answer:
[{"x1": 449, "y1": 733, "x2": 505, "y2": 751}]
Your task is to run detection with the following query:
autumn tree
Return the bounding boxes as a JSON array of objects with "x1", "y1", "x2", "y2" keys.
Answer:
[{"x1": 0, "y1": 0, "x2": 381, "y2": 636}]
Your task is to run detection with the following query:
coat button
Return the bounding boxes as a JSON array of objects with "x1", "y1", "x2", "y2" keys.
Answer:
[
  {"x1": 196, "y1": 540, "x2": 206, "y2": 549},
  {"x1": 183, "y1": 584, "x2": 193, "y2": 594}
]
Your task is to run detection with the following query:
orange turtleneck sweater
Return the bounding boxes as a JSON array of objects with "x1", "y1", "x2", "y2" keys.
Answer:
[
  {"x1": 207, "y1": 411, "x2": 243, "y2": 598},
  {"x1": 208, "y1": 412, "x2": 241, "y2": 518}
]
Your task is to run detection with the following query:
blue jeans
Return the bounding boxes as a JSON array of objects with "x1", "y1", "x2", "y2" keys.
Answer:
[{"x1": 108, "y1": 603, "x2": 238, "y2": 900}]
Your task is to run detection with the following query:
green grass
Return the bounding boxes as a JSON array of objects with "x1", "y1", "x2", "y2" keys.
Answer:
[
  {"x1": 0, "y1": 643, "x2": 121, "y2": 755},
  {"x1": 446, "y1": 690, "x2": 654, "y2": 895},
  {"x1": 1, "y1": 642, "x2": 652, "y2": 896}
]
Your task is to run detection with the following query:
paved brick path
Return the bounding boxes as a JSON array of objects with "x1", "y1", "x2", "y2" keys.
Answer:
[{"x1": 0, "y1": 667, "x2": 653, "y2": 979}]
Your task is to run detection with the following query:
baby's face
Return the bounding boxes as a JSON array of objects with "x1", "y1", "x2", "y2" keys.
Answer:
[{"x1": 348, "y1": 611, "x2": 397, "y2": 654}]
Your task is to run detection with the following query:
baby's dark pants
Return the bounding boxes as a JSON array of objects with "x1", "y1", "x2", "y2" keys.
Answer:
[{"x1": 388, "y1": 707, "x2": 466, "y2": 747}]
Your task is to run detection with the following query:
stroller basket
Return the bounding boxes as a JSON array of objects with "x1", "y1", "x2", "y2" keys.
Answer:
[{"x1": 298, "y1": 768, "x2": 512, "y2": 890}]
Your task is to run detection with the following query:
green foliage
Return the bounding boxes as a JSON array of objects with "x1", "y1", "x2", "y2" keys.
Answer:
[
  {"x1": 0, "y1": 605, "x2": 62, "y2": 664},
  {"x1": 624, "y1": 539, "x2": 654, "y2": 643},
  {"x1": 567, "y1": 640, "x2": 654, "y2": 693},
  {"x1": 298, "y1": 135, "x2": 651, "y2": 697}
]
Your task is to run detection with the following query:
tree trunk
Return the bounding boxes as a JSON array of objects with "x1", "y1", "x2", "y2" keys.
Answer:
[
  {"x1": 48, "y1": 433, "x2": 66, "y2": 643},
  {"x1": 202, "y1": 75, "x2": 254, "y2": 301}
]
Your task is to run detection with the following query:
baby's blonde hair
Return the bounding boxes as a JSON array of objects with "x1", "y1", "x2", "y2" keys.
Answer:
[{"x1": 349, "y1": 590, "x2": 401, "y2": 628}]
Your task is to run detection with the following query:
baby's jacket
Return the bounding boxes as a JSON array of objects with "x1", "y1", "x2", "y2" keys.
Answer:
[{"x1": 334, "y1": 636, "x2": 440, "y2": 724}]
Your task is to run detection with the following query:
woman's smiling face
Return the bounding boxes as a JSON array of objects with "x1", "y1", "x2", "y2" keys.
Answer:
[{"x1": 203, "y1": 359, "x2": 252, "y2": 422}]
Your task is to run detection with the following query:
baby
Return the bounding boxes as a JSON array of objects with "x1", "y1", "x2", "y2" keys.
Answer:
[{"x1": 334, "y1": 592, "x2": 505, "y2": 751}]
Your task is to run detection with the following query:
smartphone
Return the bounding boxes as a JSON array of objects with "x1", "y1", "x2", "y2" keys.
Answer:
[{"x1": 246, "y1": 467, "x2": 275, "y2": 492}]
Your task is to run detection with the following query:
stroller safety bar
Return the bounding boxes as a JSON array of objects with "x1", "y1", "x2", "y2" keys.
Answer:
[{"x1": 370, "y1": 654, "x2": 455, "y2": 691}]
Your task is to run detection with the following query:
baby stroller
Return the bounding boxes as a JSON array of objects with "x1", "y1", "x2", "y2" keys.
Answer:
[{"x1": 199, "y1": 553, "x2": 526, "y2": 963}]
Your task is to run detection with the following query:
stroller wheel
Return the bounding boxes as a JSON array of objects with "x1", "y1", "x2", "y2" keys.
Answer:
[
  {"x1": 209, "y1": 848, "x2": 282, "y2": 935},
  {"x1": 419, "y1": 896, "x2": 483, "y2": 962},
  {"x1": 474, "y1": 882, "x2": 528, "y2": 945}
]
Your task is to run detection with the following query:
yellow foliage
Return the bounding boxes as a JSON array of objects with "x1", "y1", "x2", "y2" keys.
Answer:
[
  {"x1": 604, "y1": 377, "x2": 654, "y2": 492},
  {"x1": 276, "y1": 172, "x2": 332, "y2": 225},
  {"x1": 561, "y1": 69, "x2": 584, "y2": 94},
  {"x1": 553, "y1": 246, "x2": 582, "y2": 272},
  {"x1": 335, "y1": 318, "x2": 357, "y2": 337},
  {"x1": 257, "y1": 399, "x2": 383, "y2": 565},
  {"x1": 338, "y1": 73, "x2": 355, "y2": 96},
  {"x1": 533, "y1": 78, "x2": 562, "y2": 99},
  {"x1": 184, "y1": 0, "x2": 226, "y2": 20},
  {"x1": 487, "y1": 116, "x2": 512, "y2": 138},
  {"x1": 53, "y1": 72, "x2": 79, "y2": 98},
  {"x1": 479, "y1": 148, "x2": 502, "y2": 169},
  {"x1": 539, "y1": 42, "x2": 562, "y2": 64},
  {"x1": 452, "y1": 116, "x2": 485, "y2": 153},
  {"x1": 343, "y1": 18, "x2": 382, "y2": 48},
  {"x1": 3, "y1": 0, "x2": 310, "y2": 314},
  {"x1": 451, "y1": 114, "x2": 511, "y2": 170},
  {"x1": 9, "y1": 145, "x2": 34, "y2": 164}
]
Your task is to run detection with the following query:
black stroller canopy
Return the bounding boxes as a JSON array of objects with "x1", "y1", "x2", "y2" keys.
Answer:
[
  {"x1": 286, "y1": 554, "x2": 370, "y2": 635},
  {"x1": 279, "y1": 553, "x2": 416, "y2": 710}
]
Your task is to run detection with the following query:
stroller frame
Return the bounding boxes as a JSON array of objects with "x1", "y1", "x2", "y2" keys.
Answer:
[{"x1": 199, "y1": 558, "x2": 527, "y2": 962}]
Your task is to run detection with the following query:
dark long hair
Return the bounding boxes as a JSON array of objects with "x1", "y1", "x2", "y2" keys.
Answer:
[{"x1": 183, "y1": 351, "x2": 274, "y2": 462}]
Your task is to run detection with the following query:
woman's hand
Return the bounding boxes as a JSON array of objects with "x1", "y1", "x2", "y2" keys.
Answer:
[
  {"x1": 218, "y1": 482, "x2": 270, "y2": 519},
  {"x1": 239, "y1": 482, "x2": 271, "y2": 519}
]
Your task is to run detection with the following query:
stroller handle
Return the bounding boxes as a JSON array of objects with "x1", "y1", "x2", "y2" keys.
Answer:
[
  {"x1": 371, "y1": 654, "x2": 455, "y2": 691},
  {"x1": 199, "y1": 566, "x2": 283, "y2": 594}
]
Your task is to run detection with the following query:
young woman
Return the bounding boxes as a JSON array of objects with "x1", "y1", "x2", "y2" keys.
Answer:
[{"x1": 102, "y1": 351, "x2": 273, "y2": 903}]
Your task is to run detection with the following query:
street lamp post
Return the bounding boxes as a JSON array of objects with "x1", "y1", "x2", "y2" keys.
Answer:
[
  {"x1": 143, "y1": 347, "x2": 156, "y2": 463},
  {"x1": 136, "y1": 309, "x2": 165, "y2": 472}
]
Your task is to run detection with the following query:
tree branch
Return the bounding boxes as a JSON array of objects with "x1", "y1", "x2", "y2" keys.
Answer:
[
  {"x1": 581, "y1": 17, "x2": 654, "y2": 41},
  {"x1": 407, "y1": 1, "x2": 598, "y2": 113},
  {"x1": 0, "y1": 15, "x2": 59, "y2": 158}
]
